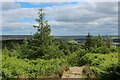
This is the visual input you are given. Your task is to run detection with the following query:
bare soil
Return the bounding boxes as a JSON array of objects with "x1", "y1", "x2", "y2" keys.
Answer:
[{"x1": 61, "y1": 67, "x2": 84, "y2": 78}]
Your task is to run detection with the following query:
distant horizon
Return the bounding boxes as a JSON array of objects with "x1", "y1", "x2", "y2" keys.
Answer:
[{"x1": 1, "y1": 34, "x2": 118, "y2": 36}]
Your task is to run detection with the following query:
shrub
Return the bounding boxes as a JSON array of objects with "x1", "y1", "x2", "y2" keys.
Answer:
[
  {"x1": 67, "y1": 49, "x2": 87, "y2": 66},
  {"x1": 98, "y1": 63, "x2": 120, "y2": 80},
  {"x1": 96, "y1": 46, "x2": 110, "y2": 54},
  {"x1": 81, "y1": 52, "x2": 118, "y2": 80},
  {"x1": 110, "y1": 47, "x2": 118, "y2": 53},
  {"x1": 2, "y1": 55, "x2": 68, "y2": 78}
]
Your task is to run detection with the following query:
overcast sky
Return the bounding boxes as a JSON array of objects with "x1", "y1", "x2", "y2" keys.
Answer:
[{"x1": 1, "y1": 2, "x2": 118, "y2": 36}]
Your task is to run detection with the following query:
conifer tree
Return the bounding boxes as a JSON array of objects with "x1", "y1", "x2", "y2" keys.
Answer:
[
  {"x1": 85, "y1": 33, "x2": 94, "y2": 49},
  {"x1": 96, "y1": 34, "x2": 103, "y2": 47},
  {"x1": 22, "y1": 9, "x2": 64, "y2": 59},
  {"x1": 32, "y1": 8, "x2": 53, "y2": 46},
  {"x1": 105, "y1": 35, "x2": 112, "y2": 48}
]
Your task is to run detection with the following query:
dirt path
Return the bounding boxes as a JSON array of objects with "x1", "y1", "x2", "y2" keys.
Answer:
[{"x1": 61, "y1": 66, "x2": 84, "y2": 78}]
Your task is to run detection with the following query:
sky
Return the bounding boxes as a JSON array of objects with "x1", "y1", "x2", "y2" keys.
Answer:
[{"x1": 1, "y1": 2, "x2": 118, "y2": 36}]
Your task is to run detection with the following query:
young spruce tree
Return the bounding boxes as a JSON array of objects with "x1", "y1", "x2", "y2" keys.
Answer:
[
  {"x1": 105, "y1": 35, "x2": 112, "y2": 48},
  {"x1": 22, "y1": 9, "x2": 64, "y2": 59},
  {"x1": 85, "y1": 33, "x2": 94, "y2": 49},
  {"x1": 96, "y1": 34, "x2": 104, "y2": 47}
]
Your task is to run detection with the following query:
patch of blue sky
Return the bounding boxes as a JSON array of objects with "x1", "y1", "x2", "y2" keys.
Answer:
[{"x1": 16, "y1": 2, "x2": 78, "y2": 8}]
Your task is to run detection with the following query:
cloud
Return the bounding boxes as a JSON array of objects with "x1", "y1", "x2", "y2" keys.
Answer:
[
  {"x1": 2, "y1": 8, "x2": 38, "y2": 22},
  {"x1": 45, "y1": 2, "x2": 117, "y2": 22},
  {"x1": 2, "y1": 2, "x2": 21, "y2": 10},
  {"x1": 2, "y1": 2, "x2": 118, "y2": 35},
  {"x1": 2, "y1": 3, "x2": 38, "y2": 35},
  {"x1": 45, "y1": 2, "x2": 118, "y2": 35}
]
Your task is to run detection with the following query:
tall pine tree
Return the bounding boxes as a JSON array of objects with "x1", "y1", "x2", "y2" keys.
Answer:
[
  {"x1": 21, "y1": 9, "x2": 64, "y2": 59},
  {"x1": 33, "y1": 9, "x2": 53, "y2": 45}
]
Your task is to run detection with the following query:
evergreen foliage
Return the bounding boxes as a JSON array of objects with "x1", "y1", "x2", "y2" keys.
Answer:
[
  {"x1": 21, "y1": 9, "x2": 64, "y2": 59},
  {"x1": 96, "y1": 34, "x2": 104, "y2": 47},
  {"x1": 105, "y1": 35, "x2": 112, "y2": 48},
  {"x1": 85, "y1": 33, "x2": 94, "y2": 49},
  {"x1": 84, "y1": 33, "x2": 113, "y2": 54}
]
